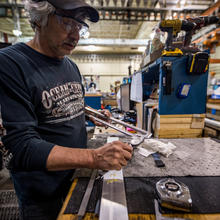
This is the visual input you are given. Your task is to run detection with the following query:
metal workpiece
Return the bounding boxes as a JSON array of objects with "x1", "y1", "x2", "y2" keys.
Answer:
[
  {"x1": 156, "y1": 178, "x2": 192, "y2": 212},
  {"x1": 99, "y1": 170, "x2": 129, "y2": 220},
  {"x1": 99, "y1": 137, "x2": 129, "y2": 220},
  {"x1": 154, "y1": 200, "x2": 192, "y2": 220}
]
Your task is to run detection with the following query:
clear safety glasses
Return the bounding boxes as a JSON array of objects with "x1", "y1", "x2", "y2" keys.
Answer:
[{"x1": 54, "y1": 12, "x2": 89, "y2": 38}]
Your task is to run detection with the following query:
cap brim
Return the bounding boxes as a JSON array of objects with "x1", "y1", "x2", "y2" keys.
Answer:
[{"x1": 47, "y1": 0, "x2": 99, "y2": 22}]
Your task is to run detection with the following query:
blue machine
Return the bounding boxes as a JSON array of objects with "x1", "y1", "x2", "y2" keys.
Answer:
[{"x1": 142, "y1": 54, "x2": 209, "y2": 115}]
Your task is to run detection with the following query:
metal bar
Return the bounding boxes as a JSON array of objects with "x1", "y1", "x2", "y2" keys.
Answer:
[
  {"x1": 85, "y1": 106, "x2": 148, "y2": 135},
  {"x1": 205, "y1": 118, "x2": 220, "y2": 130},
  {"x1": 76, "y1": 169, "x2": 98, "y2": 220},
  {"x1": 109, "y1": 117, "x2": 148, "y2": 134},
  {"x1": 89, "y1": 115, "x2": 135, "y2": 137},
  {"x1": 99, "y1": 137, "x2": 129, "y2": 220}
]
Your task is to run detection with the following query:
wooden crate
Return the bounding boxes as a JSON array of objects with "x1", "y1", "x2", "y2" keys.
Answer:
[
  {"x1": 102, "y1": 98, "x2": 117, "y2": 107},
  {"x1": 154, "y1": 114, "x2": 205, "y2": 138}
]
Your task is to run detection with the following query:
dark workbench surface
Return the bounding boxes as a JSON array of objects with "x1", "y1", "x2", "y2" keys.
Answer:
[{"x1": 57, "y1": 137, "x2": 220, "y2": 220}]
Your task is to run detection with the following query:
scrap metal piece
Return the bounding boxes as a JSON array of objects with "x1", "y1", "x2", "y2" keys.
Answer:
[{"x1": 76, "y1": 169, "x2": 98, "y2": 220}]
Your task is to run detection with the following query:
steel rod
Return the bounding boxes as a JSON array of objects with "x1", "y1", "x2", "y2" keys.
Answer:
[
  {"x1": 85, "y1": 106, "x2": 147, "y2": 135},
  {"x1": 89, "y1": 115, "x2": 135, "y2": 137},
  {"x1": 205, "y1": 118, "x2": 220, "y2": 130}
]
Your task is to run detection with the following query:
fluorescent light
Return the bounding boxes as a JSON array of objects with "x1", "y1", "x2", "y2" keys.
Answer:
[
  {"x1": 12, "y1": 29, "x2": 22, "y2": 37},
  {"x1": 87, "y1": 45, "x2": 98, "y2": 51},
  {"x1": 138, "y1": 46, "x2": 146, "y2": 52}
]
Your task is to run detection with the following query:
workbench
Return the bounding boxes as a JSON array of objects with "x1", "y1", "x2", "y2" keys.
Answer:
[{"x1": 57, "y1": 136, "x2": 220, "y2": 220}]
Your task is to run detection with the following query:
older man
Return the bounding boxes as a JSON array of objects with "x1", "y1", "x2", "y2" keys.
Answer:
[{"x1": 0, "y1": 0, "x2": 132, "y2": 219}]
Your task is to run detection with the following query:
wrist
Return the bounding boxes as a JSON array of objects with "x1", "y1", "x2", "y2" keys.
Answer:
[{"x1": 87, "y1": 149, "x2": 97, "y2": 169}]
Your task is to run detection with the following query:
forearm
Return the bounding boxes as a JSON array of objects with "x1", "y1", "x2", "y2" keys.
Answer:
[{"x1": 46, "y1": 145, "x2": 95, "y2": 171}]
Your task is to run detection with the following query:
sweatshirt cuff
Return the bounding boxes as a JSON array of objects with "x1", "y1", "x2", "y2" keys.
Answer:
[{"x1": 29, "y1": 139, "x2": 55, "y2": 170}]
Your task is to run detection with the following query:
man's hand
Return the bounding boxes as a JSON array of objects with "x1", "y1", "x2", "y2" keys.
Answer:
[
  {"x1": 91, "y1": 141, "x2": 133, "y2": 170},
  {"x1": 90, "y1": 109, "x2": 111, "y2": 127}
]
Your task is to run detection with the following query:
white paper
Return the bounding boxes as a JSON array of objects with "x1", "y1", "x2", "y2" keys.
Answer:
[{"x1": 130, "y1": 71, "x2": 143, "y2": 102}]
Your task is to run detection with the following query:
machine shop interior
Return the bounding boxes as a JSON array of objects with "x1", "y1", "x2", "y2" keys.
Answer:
[{"x1": 0, "y1": 0, "x2": 220, "y2": 220}]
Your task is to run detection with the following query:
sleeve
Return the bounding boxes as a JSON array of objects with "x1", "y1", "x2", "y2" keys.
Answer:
[{"x1": 0, "y1": 53, "x2": 55, "y2": 171}]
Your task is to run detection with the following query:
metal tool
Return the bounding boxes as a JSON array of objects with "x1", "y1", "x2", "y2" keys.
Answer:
[
  {"x1": 159, "y1": 16, "x2": 220, "y2": 56},
  {"x1": 156, "y1": 178, "x2": 192, "y2": 212},
  {"x1": 85, "y1": 106, "x2": 151, "y2": 147},
  {"x1": 151, "y1": 153, "x2": 165, "y2": 168},
  {"x1": 154, "y1": 199, "x2": 191, "y2": 220},
  {"x1": 76, "y1": 169, "x2": 98, "y2": 220},
  {"x1": 183, "y1": 16, "x2": 220, "y2": 47},
  {"x1": 159, "y1": 19, "x2": 184, "y2": 55}
]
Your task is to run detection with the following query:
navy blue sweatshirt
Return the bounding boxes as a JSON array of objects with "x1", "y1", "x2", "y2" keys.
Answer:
[{"x1": 0, "y1": 43, "x2": 87, "y2": 202}]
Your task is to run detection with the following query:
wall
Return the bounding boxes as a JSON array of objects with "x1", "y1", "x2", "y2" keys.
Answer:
[{"x1": 71, "y1": 54, "x2": 142, "y2": 92}]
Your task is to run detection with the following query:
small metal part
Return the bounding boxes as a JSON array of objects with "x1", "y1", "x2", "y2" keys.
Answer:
[{"x1": 156, "y1": 178, "x2": 192, "y2": 212}]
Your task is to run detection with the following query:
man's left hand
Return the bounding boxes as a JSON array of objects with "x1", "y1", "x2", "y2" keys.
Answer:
[{"x1": 91, "y1": 109, "x2": 111, "y2": 127}]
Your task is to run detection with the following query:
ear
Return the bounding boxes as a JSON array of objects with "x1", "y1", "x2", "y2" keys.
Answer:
[{"x1": 34, "y1": 22, "x2": 41, "y2": 29}]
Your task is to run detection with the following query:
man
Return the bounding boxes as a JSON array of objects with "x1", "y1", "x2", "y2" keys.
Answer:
[
  {"x1": 89, "y1": 77, "x2": 96, "y2": 90},
  {"x1": 0, "y1": 0, "x2": 133, "y2": 219}
]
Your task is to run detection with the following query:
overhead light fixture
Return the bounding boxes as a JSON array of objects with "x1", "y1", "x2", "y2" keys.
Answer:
[
  {"x1": 12, "y1": 29, "x2": 22, "y2": 37},
  {"x1": 87, "y1": 45, "x2": 98, "y2": 51},
  {"x1": 138, "y1": 46, "x2": 146, "y2": 52}
]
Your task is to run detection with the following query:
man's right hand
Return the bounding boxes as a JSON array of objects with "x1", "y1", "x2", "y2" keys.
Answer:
[{"x1": 91, "y1": 141, "x2": 133, "y2": 170}]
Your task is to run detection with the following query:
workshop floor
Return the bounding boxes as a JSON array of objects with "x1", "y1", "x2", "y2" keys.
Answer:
[{"x1": 0, "y1": 168, "x2": 20, "y2": 220}]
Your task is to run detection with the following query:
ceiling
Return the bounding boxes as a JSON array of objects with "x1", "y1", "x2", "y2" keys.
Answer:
[{"x1": 0, "y1": 0, "x2": 217, "y2": 54}]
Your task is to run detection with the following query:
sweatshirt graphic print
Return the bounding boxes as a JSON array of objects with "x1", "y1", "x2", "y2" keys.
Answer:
[{"x1": 41, "y1": 81, "x2": 84, "y2": 124}]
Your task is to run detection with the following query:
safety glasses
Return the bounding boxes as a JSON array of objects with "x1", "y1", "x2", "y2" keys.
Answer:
[{"x1": 54, "y1": 12, "x2": 89, "y2": 38}]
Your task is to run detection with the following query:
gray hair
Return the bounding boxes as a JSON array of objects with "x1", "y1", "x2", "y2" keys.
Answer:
[{"x1": 25, "y1": 0, "x2": 56, "y2": 30}]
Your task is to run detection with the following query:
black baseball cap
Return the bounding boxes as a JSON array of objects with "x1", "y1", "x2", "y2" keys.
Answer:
[{"x1": 33, "y1": 0, "x2": 99, "y2": 22}]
